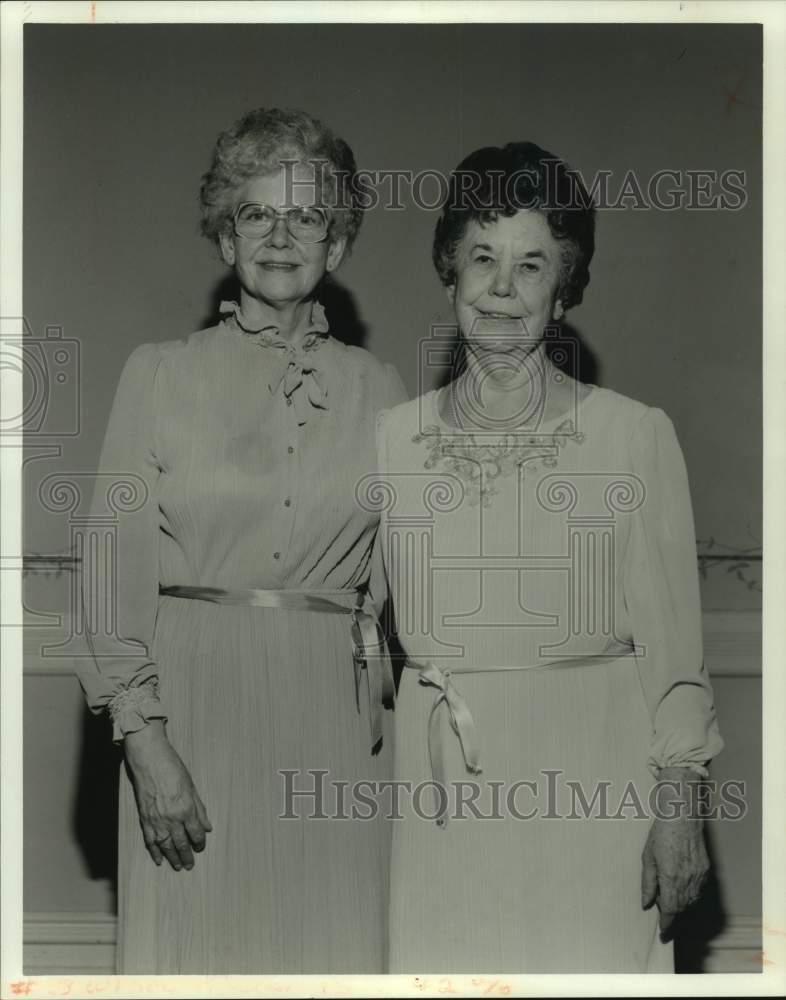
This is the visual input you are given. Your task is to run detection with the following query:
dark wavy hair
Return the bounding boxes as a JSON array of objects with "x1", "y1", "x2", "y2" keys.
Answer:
[
  {"x1": 433, "y1": 142, "x2": 596, "y2": 311},
  {"x1": 200, "y1": 107, "x2": 363, "y2": 254}
]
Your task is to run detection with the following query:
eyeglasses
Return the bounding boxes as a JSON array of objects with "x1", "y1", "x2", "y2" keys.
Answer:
[{"x1": 233, "y1": 203, "x2": 329, "y2": 243}]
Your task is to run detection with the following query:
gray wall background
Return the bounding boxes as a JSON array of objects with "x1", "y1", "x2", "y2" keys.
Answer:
[
  {"x1": 22, "y1": 22, "x2": 761, "y2": 967},
  {"x1": 24, "y1": 23, "x2": 762, "y2": 586}
]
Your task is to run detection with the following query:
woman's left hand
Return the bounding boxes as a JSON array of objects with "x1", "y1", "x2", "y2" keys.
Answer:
[{"x1": 641, "y1": 767, "x2": 710, "y2": 937}]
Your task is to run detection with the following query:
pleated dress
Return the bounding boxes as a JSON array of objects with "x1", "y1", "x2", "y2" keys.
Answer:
[
  {"x1": 376, "y1": 384, "x2": 724, "y2": 973},
  {"x1": 76, "y1": 302, "x2": 407, "y2": 973}
]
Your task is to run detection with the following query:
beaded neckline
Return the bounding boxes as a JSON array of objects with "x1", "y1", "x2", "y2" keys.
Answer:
[{"x1": 411, "y1": 386, "x2": 596, "y2": 507}]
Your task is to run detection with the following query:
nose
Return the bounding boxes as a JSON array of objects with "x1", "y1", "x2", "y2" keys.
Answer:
[
  {"x1": 266, "y1": 215, "x2": 292, "y2": 249},
  {"x1": 490, "y1": 260, "x2": 514, "y2": 297}
]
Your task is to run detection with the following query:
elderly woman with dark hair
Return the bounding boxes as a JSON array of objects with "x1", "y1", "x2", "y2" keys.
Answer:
[
  {"x1": 375, "y1": 142, "x2": 723, "y2": 972},
  {"x1": 77, "y1": 108, "x2": 406, "y2": 973}
]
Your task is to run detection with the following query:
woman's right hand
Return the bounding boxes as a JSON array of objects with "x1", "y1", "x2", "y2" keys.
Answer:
[{"x1": 123, "y1": 720, "x2": 213, "y2": 871}]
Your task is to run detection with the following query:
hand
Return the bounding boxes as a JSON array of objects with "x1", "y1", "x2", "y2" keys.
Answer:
[
  {"x1": 123, "y1": 720, "x2": 213, "y2": 871},
  {"x1": 641, "y1": 767, "x2": 710, "y2": 938}
]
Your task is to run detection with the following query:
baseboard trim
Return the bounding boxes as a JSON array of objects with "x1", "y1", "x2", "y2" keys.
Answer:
[
  {"x1": 687, "y1": 915, "x2": 763, "y2": 973},
  {"x1": 23, "y1": 911, "x2": 762, "y2": 976},
  {"x1": 24, "y1": 911, "x2": 117, "y2": 975}
]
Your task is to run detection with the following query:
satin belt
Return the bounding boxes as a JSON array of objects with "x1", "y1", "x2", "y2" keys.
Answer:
[
  {"x1": 408, "y1": 645, "x2": 636, "y2": 829},
  {"x1": 159, "y1": 585, "x2": 395, "y2": 752}
]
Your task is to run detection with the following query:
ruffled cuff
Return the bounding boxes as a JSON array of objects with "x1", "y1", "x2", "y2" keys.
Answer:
[{"x1": 108, "y1": 679, "x2": 167, "y2": 743}]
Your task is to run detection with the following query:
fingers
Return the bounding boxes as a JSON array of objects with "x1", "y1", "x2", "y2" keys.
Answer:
[
  {"x1": 655, "y1": 871, "x2": 706, "y2": 938},
  {"x1": 659, "y1": 908, "x2": 677, "y2": 937},
  {"x1": 690, "y1": 865, "x2": 709, "y2": 902},
  {"x1": 140, "y1": 798, "x2": 212, "y2": 870},
  {"x1": 142, "y1": 817, "x2": 193, "y2": 871},
  {"x1": 169, "y1": 823, "x2": 195, "y2": 870},
  {"x1": 141, "y1": 823, "x2": 164, "y2": 867},
  {"x1": 184, "y1": 813, "x2": 208, "y2": 854},
  {"x1": 654, "y1": 873, "x2": 679, "y2": 938},
  {"x1": 182, "y1": 790, "x2": 212, "y2": 853},
  {"x1": 152, "y1": 827, "x2": 186, "y2": 870},
  {"x1": 640, "y1": 848, "x2": 658, "y2": 910},
  {"x1": 194, "y1": 792, "x2": 213, "y2": 833},
  {"x1": 690, "y1": 849, "x2": 710, "y2": 900},
  {"x1": 131, "y1": 752, "x2": 212, "y2": 871}
]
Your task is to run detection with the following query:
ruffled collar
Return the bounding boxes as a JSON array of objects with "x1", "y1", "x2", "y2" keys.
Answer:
[
  {"x1": 219, "y1": 299, "x2": 331, "y2": 426},
  {"x1": 219, "y1": 299, "x2": 329, "y2": 352}
]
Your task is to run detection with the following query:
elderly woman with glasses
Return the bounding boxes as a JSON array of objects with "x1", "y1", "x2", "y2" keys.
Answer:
[
  {"x1": 76, "y1": 107, "x2": 406, "y2": 974},
  {"x1": 374, "y1": 141, "x2": 723, "y2": 972}
]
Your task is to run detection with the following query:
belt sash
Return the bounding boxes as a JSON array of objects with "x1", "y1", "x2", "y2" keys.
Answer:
[
  {"x1": 159, "y1": 585, "x2": 394, "y2": 752},
  {"x1": 409, "y1": 643, "x2": 636, "y2": 829}
]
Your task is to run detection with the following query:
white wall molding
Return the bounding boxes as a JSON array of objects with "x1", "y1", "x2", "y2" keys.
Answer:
[
  {"x1": 23, "y1": 911, "x2": 761, "y2": 975},
  {"x1": 24, "y1": 911, "x2": 117, "y2": 975},
  {"x1": 696, "y1": 915, "x2": 763, "y2": 973},
  {"x1": 702, "y1": 610, "x2": 762, "y2": 677}
]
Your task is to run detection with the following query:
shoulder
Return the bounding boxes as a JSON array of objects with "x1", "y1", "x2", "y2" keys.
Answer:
[
  {"x1": 120, "y1": 335, "x2": 190, "y2": 377},
  {"x1": 587, "y1": 388, "x2": 687, "y2": 479},
  {"x1": 376, "y1": 392, "x2": 431, "y2": 442},
  {"x1": 123, "y1": 333, "x2": 193, "y2": 365},
  {"x1": 586, "y1": 386, "x2": 676, "y2": 438},
  {"x1": 135, "y1": 324, "x2": 234, "y2": 368},
  {"x1": 116, "y1": 331, "x2": 213, "y2": 400},
  {"x1": 586, "y1": 385, "x2": 651, "y2": 423},
  {"x1": 334, "y1": 341, "x2": 408, "y2": 405},
  {"x1": 335, "y1": 341, "x2": 395, "y2": 378}
]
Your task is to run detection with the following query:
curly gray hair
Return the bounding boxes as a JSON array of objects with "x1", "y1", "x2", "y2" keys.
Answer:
[{"x1": 200, "y1": 107, "x2": 363, "y2": 253}]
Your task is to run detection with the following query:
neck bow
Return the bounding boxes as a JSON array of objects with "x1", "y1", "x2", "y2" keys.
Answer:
[{"x1": 220, "y1": 300, "x2": 330, "y2": 426}]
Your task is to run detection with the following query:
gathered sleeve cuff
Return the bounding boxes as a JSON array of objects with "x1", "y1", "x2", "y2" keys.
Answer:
[
  {"x1": 107, "y1": 677, "x2": 168, "y2": 743},
  {"x1": 74, "y1": 342, "x2": 166, "y2": 742},
  {"x1": 623, "y1": 407, "x2": 724, "y2": 778}
]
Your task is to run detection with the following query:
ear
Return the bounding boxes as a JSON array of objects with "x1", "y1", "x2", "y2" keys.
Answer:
[
  {"x1": 219, "y1": 232, "x2": 236, "y2": 267},
  {"x1": 445, "y1": 284, "x2": 456, "y2": 308},
  {"x1": 326, "y1": 236, "x2": 348, "y2": 273},
  {"x1": 552, "y1": 298, "x2": 565, "y2": 321}
]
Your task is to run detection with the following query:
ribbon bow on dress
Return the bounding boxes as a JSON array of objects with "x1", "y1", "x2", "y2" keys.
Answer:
[
  {"x1": 220, "y1": 300, "x2": 331, "y2": 426},
  {"x1": 415, "y1": 660, "x2": 483, "y2": 828}
]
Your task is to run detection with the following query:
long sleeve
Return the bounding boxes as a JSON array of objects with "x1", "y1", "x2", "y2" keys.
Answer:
[
  {"x1": 624, "y1": 406, "x2": 724, "y2": 776},
  {"x1": 75, "y1": 342, "x2": 167, "y2": 742},
  {"x1": 367, "y1": 363, "x2": 408, "y2": 618}
]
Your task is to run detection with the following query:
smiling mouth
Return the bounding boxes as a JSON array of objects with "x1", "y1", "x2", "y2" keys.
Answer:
[
  {"x1": 258, "y1": 262, "x2": 299, "y2": 270},
  {"x1": 477, "y1": 312, "x2": 524, "y2": 322}
]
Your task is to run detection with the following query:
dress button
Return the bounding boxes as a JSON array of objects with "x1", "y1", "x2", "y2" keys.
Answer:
[
  {"x1": 287, "y1": 446, "x2": 295, "y2": 454},
  {"x1": 284, "y1": 498, "x2": 291, "y2": 507},
  {"x1": 273, "y1": 552, "x2": 281, "y2": 560},
  {"x1": 286, "y1": 397, "x2": 293, "y2": 406}
]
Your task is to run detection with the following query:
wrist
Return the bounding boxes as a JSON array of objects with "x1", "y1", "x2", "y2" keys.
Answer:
[
  {"x1": 123, "y1": 719, "x2": 169, "y2": 756},
  {"x1": 653, "y1": 768, "x2": 710, "y2": 822},
  {"x1": 657, "y1": 765, "x2": 704, "y2": 779}
]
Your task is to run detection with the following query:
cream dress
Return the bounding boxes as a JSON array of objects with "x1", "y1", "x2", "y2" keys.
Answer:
[
  {"x1": 376, "y1": 384, "x2": 724, "y2": 973},
  {"x1": 76, "y1": 303, "x2": 407, "y2": 973}
]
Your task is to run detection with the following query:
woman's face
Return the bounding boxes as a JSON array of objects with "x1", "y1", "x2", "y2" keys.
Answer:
[
  {"x1": 219, "y1": 163, "x2": 345, "y2": 308},
  {"x1": 448, "y1": 208, "x2": 564, "y2": 351}
]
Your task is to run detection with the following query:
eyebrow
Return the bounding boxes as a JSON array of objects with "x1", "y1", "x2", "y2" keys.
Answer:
[{"x1": 468, "y1": 242, "x2": 549, "y2": 260}]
